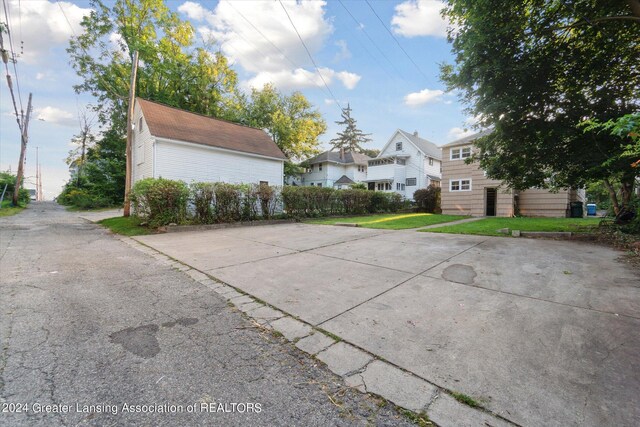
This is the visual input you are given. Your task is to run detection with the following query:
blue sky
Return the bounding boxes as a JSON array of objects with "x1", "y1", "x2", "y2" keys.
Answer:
[{"x1": 0, "y1": 0, "x2": 476, "y2": 199}]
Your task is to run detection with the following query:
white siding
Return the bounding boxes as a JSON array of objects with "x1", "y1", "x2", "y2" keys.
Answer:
[
  {"x1": 131, "y1": 102, "x2": 154, "y2": 183},
  {"x1": 299, "y1": 162, "x2": 367, "y2": 187},
  {"x1": 373, "y1": 131, "x2": 442, "y2": 199},
  {"x1": 155, "y1": 139, "x2": 283, "y2": 186}
]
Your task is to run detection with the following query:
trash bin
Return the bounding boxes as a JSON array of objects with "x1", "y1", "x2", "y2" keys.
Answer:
[
  {"x1": 586, "y1": 203, "x2": 597, "y2": 216},
  {"x1": 570, "y1": 201, "x2": 584, "y2": 218}
]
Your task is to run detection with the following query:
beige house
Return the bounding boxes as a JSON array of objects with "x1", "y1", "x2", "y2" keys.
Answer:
[{"x1": 441, "y1": 131, "x2": 584, "y2": 217}]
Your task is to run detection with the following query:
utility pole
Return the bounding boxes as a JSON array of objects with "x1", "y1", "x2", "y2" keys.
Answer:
[
  {"x1": 123, "y1": 50, "x2": 139, "y2": 217},
  {"x1": 35, "y1": 146, "x2": 40, "y2": 201},
  {"x1": 12, "y1": 93, "x2": 32, "y2": 206},
  {"x1": 38, "y1": 163, "x2": 43, "y2": 201}
]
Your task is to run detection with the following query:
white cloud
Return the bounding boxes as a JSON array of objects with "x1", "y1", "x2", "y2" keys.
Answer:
[
  {"x1": 246, "y1": 67, "x2": 361, "y2": 91},
  {"x1": 404, "y1": 88, "x2": 444, "y2": 107},
  {"x1": 333, "y1": 40, "x2": 351, "y2": 62},
  {"x1": 447, "y1": 115, "x2": 484, "y2": 141},
  {"x1": 447, "y1": 127, "x2": 475, "y2": 141},
  {"x1": 391, "y1": 0, "x2": 448, "y2": 38},
  {"x1": 36, "y1": 73, "x2": 46, "y2": 80},
  {"x1": 6, "y1": 0, "x2": 91, "y2": 64},
  {"x1": 36, "y1": 106, "x2": 76, "y2": 127},
  {"x1": 179, "y1": 1, "x2": 360, "y2": 91}
]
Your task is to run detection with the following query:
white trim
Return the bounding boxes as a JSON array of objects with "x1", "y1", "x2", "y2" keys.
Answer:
[
  {"x1": 155, "y1": 136, "x2": 286, "y2": 162},
  {"x1": 449, "y1": 178, "x2": 472, "y2": 192},
  {"x1": 450, "y1": 146, "x2": 472, "y2": 160}
]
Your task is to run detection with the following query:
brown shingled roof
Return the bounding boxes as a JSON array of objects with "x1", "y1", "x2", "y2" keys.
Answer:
[{"x1": 137, "y1": 98, "x2": 287, "y2": 160}]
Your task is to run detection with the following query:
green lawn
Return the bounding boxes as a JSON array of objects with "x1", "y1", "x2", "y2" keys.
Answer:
[
  {"x1": 0, "y1": 200, "x2": 25, "y2": 217},
  {"x1": 98, "y1": 216, "x2": 153, "y2": 236},
  {"x1": 424, "y1": 217, "x2": 601, "y2": 236},
  {"x1": 307, "y1": 213, "x2": 469, "y2": 230}
]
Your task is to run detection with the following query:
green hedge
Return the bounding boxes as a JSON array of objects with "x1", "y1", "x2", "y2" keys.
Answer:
[
  {"x1": 130, "y1": 178, "x2": 189, "y2": 227},
  {"x1": 128, "y1": 178, "x2": 406, "y2": 226},
  {"x1": 414, "y1": 186, "x2": 441, "y2": 213}
]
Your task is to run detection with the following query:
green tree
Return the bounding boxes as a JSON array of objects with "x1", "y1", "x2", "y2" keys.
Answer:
[
  {"x1": 68, "y1": 0, "x2": 243, "y2": 125},
  {"x1": 441, "y1": 0, "x2": 639, "y2": 213},
  {"x1": 361, "y1": 148, "x2": 380, "y2": 158},
  {"x1": 330, "y1": 104, "x2": 371, "y2": 153},
  {"x1": 244, "y1": 84, "x2": 327, "y2": 161}
]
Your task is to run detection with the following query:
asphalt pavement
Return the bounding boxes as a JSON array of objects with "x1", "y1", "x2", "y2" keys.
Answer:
[{"x1": 0, "y1": 202, "x2": 412, "y2": 427}]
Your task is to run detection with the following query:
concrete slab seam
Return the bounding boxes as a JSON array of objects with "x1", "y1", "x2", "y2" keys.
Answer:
[{"x1": 317, "y1": 238, "x2": 489, "y2": 327}]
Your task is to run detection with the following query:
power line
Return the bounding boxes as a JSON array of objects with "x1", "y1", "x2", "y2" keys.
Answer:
[
  {"x1": 224, "y1": 0, "x2": 337, "y2": 102},
  {"x1": 2, "y1": 0, "x2": 23, "y2": 113},
  {"x1": 364, "y1": 0, "x2": 431, "y2": 84},
  {"x1": 56, "y1": 0, "x2": 126, "y2": 101},
  {"x1": 337, "y1": 0, "x2": 404, "y2": 79},
  {"x1": 332, "y1": 2, "x2": 395, "y2": 81},
  {"x1": 278, "y1": 0, "x2": 342, "y2": 110}
]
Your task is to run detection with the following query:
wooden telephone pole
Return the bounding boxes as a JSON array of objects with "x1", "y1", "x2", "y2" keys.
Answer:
[
  {"x1": 123, "y1": 51, "x2": 139, "y2": 217},
  {"x1": 12, "y1": 93, "x2": 32, "y2": 206}
]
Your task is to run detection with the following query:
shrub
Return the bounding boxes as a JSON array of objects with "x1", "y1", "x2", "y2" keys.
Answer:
[
  {"x1": 341, "y1": 189, "x2": 371, "y2": 214},
  {"x1": 190, "y1": 182, "x2": 215, "y2": 224},
  {"x1": 257, "y1": 183, "x2": 279, "y2": 219},
  {"x1": 213, "y1": 183, "x2": 243, "y2": 223},
  {"x1": 129, "y1": 178, "x2": 189, "y2": 227},
  {"x1": 414, "y1": 186, "x2": 441, "y2": 213}
]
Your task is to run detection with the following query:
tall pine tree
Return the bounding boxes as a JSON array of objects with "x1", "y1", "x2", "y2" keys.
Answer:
[{"x1": 330, "y1": 104, "x2": 371, "y2": 153}]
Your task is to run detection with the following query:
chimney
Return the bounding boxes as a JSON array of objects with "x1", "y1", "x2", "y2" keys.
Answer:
[
  {"x1": 413, "y1": 130, "x2": 418, "y2": 137},
  {"x1": 340, "y1": 147, "x2": 345, "y2": 160}
]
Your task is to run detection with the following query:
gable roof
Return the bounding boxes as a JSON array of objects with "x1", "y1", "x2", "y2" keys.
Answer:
[
  {"x1": 334, "y1": 175, "x2": 355, "y2": 185},
  {"x1": 397, "y1": 130, "x2": 442, "y2": 159},
  {"x1": 379, "y1": 129, "x2": 442, "y2": 160},
  {"x1": 305, "y1": 150, "x2": 372, "y2": 165},
  {"x1": 441, "y1": 129, "x2": 493, "y2": 148},
  {"x1": 137, "y1": 98, "x2": 286, "y2": 160}
]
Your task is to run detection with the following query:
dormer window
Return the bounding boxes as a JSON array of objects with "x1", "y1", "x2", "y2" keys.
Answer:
[{"x1": 396, "y1": 142, "x2": 402, "y2": 151}]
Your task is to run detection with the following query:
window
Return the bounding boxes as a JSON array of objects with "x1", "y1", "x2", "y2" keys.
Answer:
[
  {"x1": 396, "y1": 183, "x2": 405, "y2": 191},
  {"x1": 386, "y1": 183, "x2": 392, "y2": 191},
  {"x1": 138, "y1": 117, "x2": 143, "y2": 133},
  {"x1": 428, "y1": 158, "x2": 433, "y2": 166},
  {"x1": 397, "y1": 158, "x2": 406, "y2": 165},
  {"x1": 260, "y1": 181, "x2": 268, "y2": 186},
  {"x1": 406, "y1": 178, "x2": 417, "y2": 186},
  {"x1": 396, "y1": 142, "x2": 402, "y2": 151},
  {"x1": 450, "y1": 179, "x2": 472, "y2": 192},
  {"x1": 451, "y1": 146, "x2": 471, "y2": 160},
  {"x1": 319, "y1": 163, "x2": 323, "y2": 171},
  {"x1": 317, "y1": 183, "x2": 322, "y2": 187}
]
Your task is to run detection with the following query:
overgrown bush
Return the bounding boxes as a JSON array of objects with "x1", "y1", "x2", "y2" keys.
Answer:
[
  {"x1": 190, "y1": 182, "x2": 215, "y2": 224},
  {"x1": 58, "y1": 188, "x2": 110, "y2": 209},
  {"x1": 414, "y1": 186, "x2": 441, "y2": 213},
  {"x1": 1, "y1": 171, "x2": 31, "y2": 206},
  {"x1": 130, "y1": 178, "x2": 189, "y2": 227},
  {"x1": 128, "y1": 178, "x2": 406, "y2": 227}
]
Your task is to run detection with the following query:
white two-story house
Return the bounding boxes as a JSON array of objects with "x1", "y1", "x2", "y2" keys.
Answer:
[
  {"x1": 296, "y1": 149, "x2": 372, "y2": 188},
  {"x1": 366, "y1": 130, "x2": 442, "y2": 199}
]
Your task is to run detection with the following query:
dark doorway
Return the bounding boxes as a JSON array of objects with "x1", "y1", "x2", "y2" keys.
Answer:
[{"x1": 486, "y1": 188, "x2": 497, "y2": 216}]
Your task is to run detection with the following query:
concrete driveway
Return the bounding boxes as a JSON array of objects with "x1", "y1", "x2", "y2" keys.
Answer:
[{"x1": 136, "y1": 223, "x2": 640, "y2": 426}]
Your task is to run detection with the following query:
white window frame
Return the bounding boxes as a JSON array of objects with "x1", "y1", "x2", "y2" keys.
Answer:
[
  {"x1": 428, "y1": 158, "x2": 434, "y2": 166},
  {"x1": 406, "y1": 177, "x2": 417, "y2": 186},
  {"x1": 450, "y1": 178, "x2": 472, "y2": 192},
  {"x1": 450, "y1": 146, "x2": 472, "y2": 160}
]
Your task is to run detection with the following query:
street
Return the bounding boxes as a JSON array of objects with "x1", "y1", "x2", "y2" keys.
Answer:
[{"x1": 0, "y1": 203, "x2": 411, "y2": 427}]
